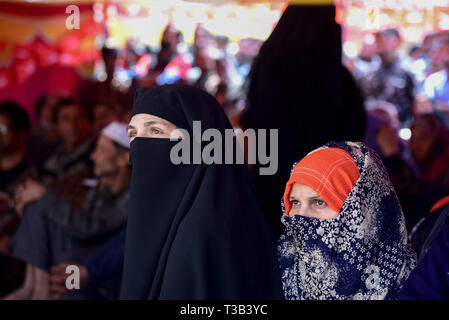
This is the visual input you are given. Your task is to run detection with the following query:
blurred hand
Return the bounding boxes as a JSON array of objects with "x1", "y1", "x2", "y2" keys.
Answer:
[
  {"x1": 376, "y1": 126, "x2": 400, "y2": 158},
  {"x1": 14, "y1": 179, "x2": 47, "y2": 216},
  {"x1": 49, "y1": 262, "x2": 89, "y2": 300}
]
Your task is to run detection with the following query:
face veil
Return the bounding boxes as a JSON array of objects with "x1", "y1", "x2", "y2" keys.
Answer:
[
  {"x1": 278, "y1": 141, "x2": 417, "y2": 300},
  {"x1": 120, "y1": 85, "x2": 283, "y2": 299}
]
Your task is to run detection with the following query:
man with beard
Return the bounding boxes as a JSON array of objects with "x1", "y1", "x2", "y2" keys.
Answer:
[{"x1": 3, "y1": 122, "x2": 130, "y2": 300}]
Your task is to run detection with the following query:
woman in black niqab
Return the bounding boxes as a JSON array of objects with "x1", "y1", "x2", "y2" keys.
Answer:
[
  {"x1": 241, "y1": 5, "x2": 367, "y2": 238},
  {"x1": 120, "y1": 84, "x2": 283, "y2": 299}
]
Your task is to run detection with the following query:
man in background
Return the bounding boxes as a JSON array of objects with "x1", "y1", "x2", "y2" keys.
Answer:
[
  {"x1": 3, "y1": 121, "x2": 130, "y2": 300},
  {"x1": 360, "y1": 28, "x2": 416, "y2": 128},
  {"x1": 423, "y1": 38, "x2": 449, "y2": 125}
]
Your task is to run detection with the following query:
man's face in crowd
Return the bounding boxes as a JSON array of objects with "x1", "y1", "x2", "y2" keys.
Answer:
[
  {"x1": 0, "y1": 114, "x2": 18, "y2": 153},
  {"x1": 90, "y1": 135, "x2": 128, "y2": 178},
  {"x1": 40, "y1": 94, "x2": 62, "y2": 126},
  {"x1": 56, "y1": 104, "x2": 91, "y2": 149},
  {"x1": 376, "y1": 34, "x2": 399, "y2": 61}
]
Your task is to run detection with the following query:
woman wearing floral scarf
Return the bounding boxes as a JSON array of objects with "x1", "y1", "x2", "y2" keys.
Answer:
[{"x1": 278, "y1": 141, "x2": 417, "y2": 300}]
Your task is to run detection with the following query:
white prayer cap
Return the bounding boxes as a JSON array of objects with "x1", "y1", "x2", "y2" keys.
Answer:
[{"x1": 101, "y1": 121, "x2": 130, "y2": 149}]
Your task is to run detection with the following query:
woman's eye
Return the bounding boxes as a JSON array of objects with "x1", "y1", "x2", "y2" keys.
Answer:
[
  {"x1": 151, "y1": 128, "x2": 162, "y2": 135},
  {"x1": 314, "y1": 199, "x2": 327, "y2": 208},
  {"x1": 128, "y1": 131, "x2": 136, "y2": 138},
  {"x1": 291, "y1": 200, "x2": 300, "y2": 206}
]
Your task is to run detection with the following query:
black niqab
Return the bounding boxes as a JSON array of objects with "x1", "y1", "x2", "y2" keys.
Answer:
[
  {"x1": 241, "y1": 5, "x2": 367, "y2": 238},
  {"x1": 120, "y1": 85, "x2": 283, "y2": 299}
]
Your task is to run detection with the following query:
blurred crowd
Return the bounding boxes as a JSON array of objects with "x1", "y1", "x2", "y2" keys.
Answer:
[
  {"x1": 348, "y1": 28, "x2": 449, "y2": 128},
  {"x1": 347, "y1": 28, "x2": 449, "y2": 231},
  {"x1": 1, "y1": 11, "x2": 449, "y2": 299}
]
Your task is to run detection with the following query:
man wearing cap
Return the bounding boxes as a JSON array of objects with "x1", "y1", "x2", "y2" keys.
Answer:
[{"x1": 3, "y1": 122, "x2": 131, "y2": 300}]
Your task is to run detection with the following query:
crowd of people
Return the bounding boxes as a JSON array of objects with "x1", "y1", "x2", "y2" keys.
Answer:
[
  {"x1": 0, "y1": 4, "x2": 448, "y2": 300},
  {"x1": 348, "y1": 27, "x2": 449, "y2": 234}
]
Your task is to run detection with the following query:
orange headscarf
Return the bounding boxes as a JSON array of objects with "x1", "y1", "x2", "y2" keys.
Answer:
[{"x1": 283, "y1": 147, "x2": 360, "y2": 216}]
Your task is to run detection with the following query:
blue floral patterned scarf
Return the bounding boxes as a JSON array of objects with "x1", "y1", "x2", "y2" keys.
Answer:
[{"x1": 277, "y1": 141, "x2": 417, "y2": 300}]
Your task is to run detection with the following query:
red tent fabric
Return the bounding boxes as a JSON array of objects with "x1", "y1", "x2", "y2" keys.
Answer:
[{"x1": 0, "y1": 65, "x2": 85, "y2": 124}]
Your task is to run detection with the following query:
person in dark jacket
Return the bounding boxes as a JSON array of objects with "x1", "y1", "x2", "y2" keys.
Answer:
[
  {"x1": 48, "y1": 226, "x2": 126, "y2": 300},
  {"x1": 33, "y1": 98, "x2": 95, "y2": 191},
  {"x1": 360, "y1": 29, "x2": 416, "y2": 128},
  {"x1": 400, "y1": 225, "x2": 449, "y2": 300},
  {"x1": 411, "y1": 197, "x2": 449, "y2": 261},
  {"x1": 2, "y1": 122, "x2": 130, "y2": 300}
]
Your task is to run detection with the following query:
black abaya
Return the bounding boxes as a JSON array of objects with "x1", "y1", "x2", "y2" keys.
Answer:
[
  {"x1": 241, "y1": 5, "x2": 367, "y2": 238},
  {"x1": 120, "y1": 85, "x2": 283, "y2": 299}
]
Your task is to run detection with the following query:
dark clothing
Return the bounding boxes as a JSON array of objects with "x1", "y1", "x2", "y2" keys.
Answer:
[
  {"x1": 0, "y1": 160, "x2": 30, "y2": 237},
  {"x1": 400, "y1": 226, "x2": 449, "y2": 300},
  {"x1": 37, "y1": 139, "x2": 95, "y2": 188},
  {"x1": 84, "y1": 226, "x2": 126, "y2": 285},
  {"x1": 0, "y1": 254, "x2": 25, "y2": 297},
  {"x1": 383, "y1": 154, "x2": 424, "y2": 231},
  {"x1": 411, "y1": 202, "x2": 449, "y2": 261},
  {"x1": 0, "y1": 141, "x2": 94, "y2": 296},
  {"x1": 57, "y1": 226, "x2": 126, "y2": 300},
  {"x1": 39, "y1": 185, "x2": 129, "y2": 241},
  {"x1": 10, "y1": 183, "x2": 129, "y2": 271},
  {"x1": 26, "y1": 125, "x2": 60, "y2": 167},
  {"x1": 11, "y1": 202, "x2": 80, "y2": 270},
  {"x1": 120, "y1": 85, "x2": 283, "y2": 300},
  {"x1": 0, "y1": 160, "x2": 30, "y2": 296},
  {"x1": 242, "y1": 5, "x2": 366, "y2": 238},
  {"x1": 360, "y1": 59, "x2": 415, "y2": 127},
  {"x1": 0, "y1": 161, "x2": 29, "y2": 192},
  {"x1": 34, "y1": 139, "x2": 95, "y2": 210}
]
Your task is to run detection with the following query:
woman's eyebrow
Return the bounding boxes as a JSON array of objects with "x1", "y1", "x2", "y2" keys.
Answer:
[
  {"x1": 308, "y1": 196, "x2": 322, "y2": 201},
  {"x1": 144, "y1": 121, "x2": 166, "y2": 127},
  {"x1": 127, "y1": 125, "x2": 135, "y2": 131}
]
